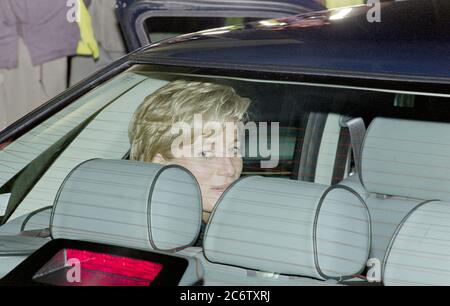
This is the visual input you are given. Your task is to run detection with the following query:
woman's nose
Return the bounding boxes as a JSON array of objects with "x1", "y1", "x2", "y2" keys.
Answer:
[{"x1": 216, "y1": 157, "x2": 236, "y2": 177}]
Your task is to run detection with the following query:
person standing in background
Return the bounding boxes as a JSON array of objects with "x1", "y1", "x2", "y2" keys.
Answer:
[
  {"x1": 315, "y1": 0, "x2": 365, "y2": 8},
  {"x1": 0, "y1": 0, "x2": 98, "y2": 132},
  {"x1": 69, "y1": 0, "x2": 126, "y2": 86}
]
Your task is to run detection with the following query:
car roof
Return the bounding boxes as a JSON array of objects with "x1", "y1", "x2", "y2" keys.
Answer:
[{"x1": 131, "y1": 0, "x2": 450, "y2": 82}]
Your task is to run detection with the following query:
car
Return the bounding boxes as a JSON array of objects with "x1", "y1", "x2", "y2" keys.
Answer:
[{"x1": 0, "y1": 0, "x2": 450, "y2": 286}]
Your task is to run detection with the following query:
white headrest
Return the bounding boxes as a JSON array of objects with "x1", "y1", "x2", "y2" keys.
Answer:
[
  {"x1": 362, "y1": 118, "x2": 450, "y2": 201},
  {"x1": 204, "y1": 176, "x2": 371, "y2": 281},
  {"x1": 383, "y1": 200, "x2": 450, "y2": 286},
  {"x1": 50, "y1": 159, "x2": 202, "y2": 251}
]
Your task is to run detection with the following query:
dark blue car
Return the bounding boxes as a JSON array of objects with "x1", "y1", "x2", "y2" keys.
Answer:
[{"x1": 0, "y1": 0, "x2": 450, "y2": 286}]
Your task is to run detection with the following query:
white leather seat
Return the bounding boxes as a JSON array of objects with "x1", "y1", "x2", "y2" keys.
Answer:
[
  {"x1": 0, "y1": 207, "x2": 52, "y2": 236},
  {"x1": 315, "y1": 114, "x2": 351, "y2": 185},
  {"x1": 383, "y1": 200, "x2": 450, "y2": 286},
  {"x1": 178, "y1": 247, "x2": 341, "y2": 286},
  {"x1": 50, "y1": 159, "x2": 203, "y2": 252},
  {"x1": 340, "y1": 117, "x2": 450, "y2": 276},
  {"x1": 1, "y1": 159, "x2": 205, "y2": 284},
  {"x1": 184, "y1": 176, "x2": 371, "y2": 285}
]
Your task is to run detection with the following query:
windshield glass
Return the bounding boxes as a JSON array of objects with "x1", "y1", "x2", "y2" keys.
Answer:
[
  {"x1": 1, "y1": 65, "x2": 450, "y2": 285},
  {"x1": 2, "y1": 65, "x2": 450, "y2": 222}
]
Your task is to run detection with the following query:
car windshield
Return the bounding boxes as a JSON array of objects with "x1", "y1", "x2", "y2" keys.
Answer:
[
  {"x1": 1, "y1": 64, "x2": 450, "y2": 285},
  {"x1": 1, "y1": 65, "x2": 449, "y2": 221}
]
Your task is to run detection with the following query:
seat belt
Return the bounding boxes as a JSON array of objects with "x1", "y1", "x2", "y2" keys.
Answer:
[
  {"x1": 332, "y1": 124, "x2": 351, "y2": 185},
  {"x1": 344, "y1": 117, "x2": 366, "y2": 182},
  {"x1": 295, "y1": 112, "x2": 328, "y2": 182}
]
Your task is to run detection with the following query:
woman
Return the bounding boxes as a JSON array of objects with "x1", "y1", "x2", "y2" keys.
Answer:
[{"x1": 128, "y1": 80, "x2": 250, "y2": 244}]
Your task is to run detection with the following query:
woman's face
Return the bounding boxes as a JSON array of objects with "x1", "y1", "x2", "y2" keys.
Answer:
[{"x1": 153, "y1": 125, "x2": 243, "y2": 222}]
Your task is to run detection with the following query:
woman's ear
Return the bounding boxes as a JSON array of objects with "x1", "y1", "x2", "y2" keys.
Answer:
[{"x1": 152, "y1": 153, "x2": 167, "y2": 165}]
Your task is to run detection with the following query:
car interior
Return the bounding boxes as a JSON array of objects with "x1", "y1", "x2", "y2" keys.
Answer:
[{"x1": 0, "y1": 65, "x2": 450, "y2": 285}]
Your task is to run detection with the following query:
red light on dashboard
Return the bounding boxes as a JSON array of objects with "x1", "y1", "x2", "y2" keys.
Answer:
[{"x1": 65, "y1": 249, "x2": 163, "y2": 286}]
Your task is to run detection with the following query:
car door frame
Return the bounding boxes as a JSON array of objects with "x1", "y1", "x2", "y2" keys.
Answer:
[{"x1": 116, "y1": 0, "x2": 324, "y2": 51}]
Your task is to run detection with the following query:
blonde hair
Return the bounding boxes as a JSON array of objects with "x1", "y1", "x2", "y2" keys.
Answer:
[{"x1": 129, "y1": 80, "x2": 250, "y2": 161}]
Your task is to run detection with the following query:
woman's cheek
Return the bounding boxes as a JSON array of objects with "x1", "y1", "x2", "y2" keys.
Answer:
[{"x1": 234, "y1": 157, "x2": 243, "y2": 179}]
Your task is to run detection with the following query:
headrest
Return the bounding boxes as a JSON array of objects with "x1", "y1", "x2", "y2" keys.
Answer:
[
  {"x1": 383, "y1": 200, "x2": 450, "y2": 286},
  {"x1": 204, "y1": 176, "x2": 371, "y2": 281},
  {"x1": 362, "y1": 117, "x2": 450, "y2": 201},
  {"x1": 50, "y1": 159, "x2": 202, "y2": 251}
]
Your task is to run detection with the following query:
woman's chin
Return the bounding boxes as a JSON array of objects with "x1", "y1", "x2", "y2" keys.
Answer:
[{"x1": 203, "y1": 193, "x2": 221, "y2": 214}]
